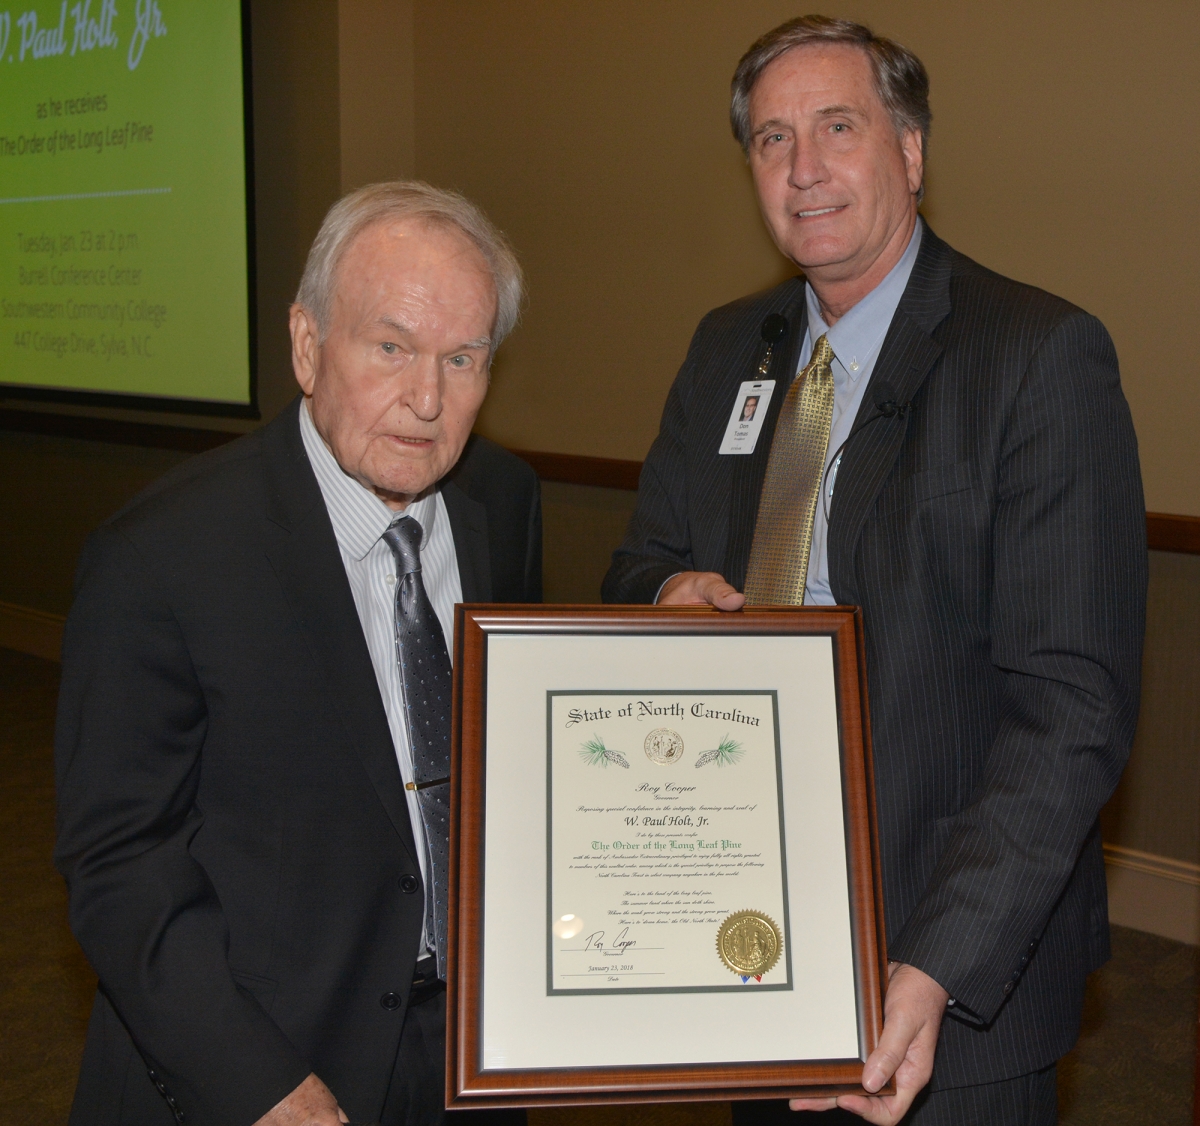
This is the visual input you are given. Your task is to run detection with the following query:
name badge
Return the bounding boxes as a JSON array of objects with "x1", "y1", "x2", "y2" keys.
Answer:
[{"x1": 718, "y1": 380, "x2": 775, "y2": 455}]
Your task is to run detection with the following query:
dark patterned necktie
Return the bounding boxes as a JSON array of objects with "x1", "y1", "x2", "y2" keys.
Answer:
[{"x1": 382, "y1": 515, "x2": 452, "y2": 980}]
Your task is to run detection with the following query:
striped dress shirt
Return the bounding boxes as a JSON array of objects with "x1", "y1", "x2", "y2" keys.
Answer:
[{"x1": 299, "y1": 400, "x2": 462, "y2": 954}]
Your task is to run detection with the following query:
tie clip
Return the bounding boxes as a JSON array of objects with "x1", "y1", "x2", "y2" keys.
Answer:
[{"x1": 406, "y1": 777, "x2": 450, "y2": 791}]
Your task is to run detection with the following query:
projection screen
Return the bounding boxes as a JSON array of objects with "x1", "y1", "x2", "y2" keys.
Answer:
[{"x1": 0, "y1": 1, "x2": 255, "y2": 415}]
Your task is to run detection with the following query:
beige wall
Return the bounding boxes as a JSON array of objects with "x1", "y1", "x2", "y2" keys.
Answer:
[
  {"x1": 10, "y1": 0, "x2": 1194, "y2": 515},
  {"x1": 413, "y1": 0, "x2": 1200, "y2": 865},
  {"x1": 0, "y1": 1, "x2": 1195, "y2": 873},
  {"x1": 1102, "y1": 550, "x2": 1200, "y2": 865},
  {"x1": 338, "y1": 0, "x2": 415, "y2": 191},
  {"x1": 413, "y1": 0, "x2": 1200, "y2": 516}
]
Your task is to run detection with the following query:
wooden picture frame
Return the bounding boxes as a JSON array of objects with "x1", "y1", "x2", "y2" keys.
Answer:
[{"x1": 448, "y1": 605, "x2": 888, "y2": 1109}]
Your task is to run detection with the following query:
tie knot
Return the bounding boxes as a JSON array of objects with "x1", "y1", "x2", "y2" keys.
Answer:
[
  {"x1": 810, "y1": 334, "x2": 834, "y2": 369},
  {"x1": 382, "y1": 515, "x2": 423, "y2": 575}
]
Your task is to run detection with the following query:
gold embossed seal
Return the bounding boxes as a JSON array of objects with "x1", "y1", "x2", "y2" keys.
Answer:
[{"x1": 716, "y1": 910, "x2": 783, "y2": 977}]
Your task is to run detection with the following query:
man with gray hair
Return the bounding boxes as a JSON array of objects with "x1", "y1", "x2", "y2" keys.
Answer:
[
  {"x1": 605, "y1": 15, "x2": 1144, "y2": 1125},
  {"x1": 56, "y1": 181, "x2": 539, "y2": 1126}
]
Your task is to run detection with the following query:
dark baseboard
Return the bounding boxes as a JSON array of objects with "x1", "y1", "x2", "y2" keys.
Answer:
[{"x1": 3, "y1": 408, "x2": 1197, "y2": 553}]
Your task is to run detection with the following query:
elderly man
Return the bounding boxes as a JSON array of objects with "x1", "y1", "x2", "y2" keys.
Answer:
[
  {"x1": 604, "y1": 16, "x2": 1145, "y2": 1126},
  {"x1": 56, "y1": 182, "x2": 539, "y2": 1126}
]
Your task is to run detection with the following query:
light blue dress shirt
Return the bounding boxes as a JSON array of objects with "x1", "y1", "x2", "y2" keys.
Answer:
[{"x1": 802, "y1": 219, "x2": 923, "y2": 604}]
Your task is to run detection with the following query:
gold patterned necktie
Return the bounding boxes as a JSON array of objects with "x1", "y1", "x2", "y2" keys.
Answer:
[{"x1": 744, "y1": 334, "x2": 835, "y2": 605}]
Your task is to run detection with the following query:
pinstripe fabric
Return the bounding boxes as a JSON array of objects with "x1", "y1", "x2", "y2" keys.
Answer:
[
  {"x1": 802, "y1": 216, "x2": 923, "y2": 603},
  {"x1": 732, "y1": 1063, "x2": 1057, "y2": 1125},
  {"x1": 602, "y1": 227, "x2": 1146, "y2": 1089},
  {"x1": 300, "y1": 400, "x2": 462, "y2": 955}
]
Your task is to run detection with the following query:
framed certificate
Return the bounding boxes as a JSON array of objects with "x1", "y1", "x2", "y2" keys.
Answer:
[{"x1": 447, "y1": 606, "x2": 888, "y2": 1108}]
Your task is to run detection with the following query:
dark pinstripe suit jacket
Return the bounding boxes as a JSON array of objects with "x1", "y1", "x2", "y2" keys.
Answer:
[{"x1": 602, "y1": 227, "x2": 1147, "y2": 1088}]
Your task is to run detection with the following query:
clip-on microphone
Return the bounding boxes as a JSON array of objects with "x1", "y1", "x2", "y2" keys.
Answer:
[
  {"x1": 819, "y1": 379, "x2": 913, "y2": 520},
  {"x1": 757, "y1": 313, "x2": 789, "y2": 375}
]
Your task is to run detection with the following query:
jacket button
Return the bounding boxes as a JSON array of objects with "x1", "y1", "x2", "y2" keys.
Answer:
[
  {"x1": 381, "y1": 992, "x2": 402, "y2": 1010},
  {"x1": 1002, "y1": 981, "x2": 1014, "y2": 995},
  {"x1": 399, "y1": 874, "x2": 419, "y2": 894}
]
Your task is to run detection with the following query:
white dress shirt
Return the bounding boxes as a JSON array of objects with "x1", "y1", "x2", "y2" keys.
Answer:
[
  {"x1": 299, "y1": 400, "x2": 462, "y2": 953},
  {"x1": 800, "y1": 220, "x2": 923, "y2": 604}
]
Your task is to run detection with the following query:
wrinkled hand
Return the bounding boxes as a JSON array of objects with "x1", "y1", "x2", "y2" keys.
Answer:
[
  {"x1": 790, "y1": 962, "x2": 949, "y2": 1124},
  {"x1": 657, "y1": 571, "x2": 745, "y2": 611},
  {"x1": 253, "y1": 1073, "x2": 348, "y2": 1126}
]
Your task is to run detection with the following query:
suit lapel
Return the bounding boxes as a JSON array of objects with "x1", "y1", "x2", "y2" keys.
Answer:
[
  {"x1": 441, "y1": 479, "x2": 492, "y2": 602},
  {"x1": 724, "y1": 282, "x2": 809, "y2": 590},
  {"x1": 260, "y1": 399, "x2": 419, "y2": 865},
  {"x1": 827, "y1": 228, "x2": 954, "y2": 605}
]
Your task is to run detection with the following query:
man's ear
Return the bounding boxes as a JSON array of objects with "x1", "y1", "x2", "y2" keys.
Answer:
[
  {"x1": 289, "y1": 304, "x2": 320, "y2": 396},
  {"x1": 902, "y1": 129, "x2": 924, "y2": 197}
]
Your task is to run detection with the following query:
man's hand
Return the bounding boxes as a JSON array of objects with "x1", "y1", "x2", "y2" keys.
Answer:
[
  {"x1": 790, "y1": 962, "x2": 949, "y2": 1124},
  {"x1": 253, "y1": 1073, "x2": 349, "y2": 1126},
  {"x1": 658, "y1": 571, "x2": 745, "y2": 611}
]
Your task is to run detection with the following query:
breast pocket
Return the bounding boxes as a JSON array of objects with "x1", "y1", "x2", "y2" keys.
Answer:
[
  {"x1": 869, "y1": 461, "x2": 991, "y2": 607},
  {"x1": 892, "y1": 461, "x2": 981, "y2": 508}
]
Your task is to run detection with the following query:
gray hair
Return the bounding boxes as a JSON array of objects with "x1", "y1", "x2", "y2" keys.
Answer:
[
  {"x1": 730, "y1": 15, "x2": 931, "y2": 164},
  {"x1": 295, "y1": 180, "x2": 524, "y2": 349}
]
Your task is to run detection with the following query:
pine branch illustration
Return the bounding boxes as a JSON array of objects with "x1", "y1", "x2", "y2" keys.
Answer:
[
  {"x1": 579, "y1": 735, "x2": 608, "y2": 766},
  {"x1": 580, "y1": 734, "x2": 629, "y2": 768},
  {"x1": 695, "y1": 734, "x2": 744, "y2": 768},
  {"x1": 715, "y1": 734, "x2": 745, "y2": 766}
]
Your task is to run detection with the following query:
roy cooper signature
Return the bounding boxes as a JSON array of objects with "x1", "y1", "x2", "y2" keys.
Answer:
[{"x1": 580, "y1": 927, "x2": 636, "y2": 955}]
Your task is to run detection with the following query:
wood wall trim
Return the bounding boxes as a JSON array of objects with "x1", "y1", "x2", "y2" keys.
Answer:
[
  {"x1": 0, "y1": 407, "x2": 240, "y2": 454},
  {"x1": 1146, "y1": 512, "x2": 1200, "y2": 554},
  {"x1": 4, "y1": 408, "x2": 1198, "y2": 552},
  {"x1": 505, "y1": 447, "x2": 641, "y2": 491},
  {"x1": 0, "y1": 600, "x2": 65, "y2": 663}
]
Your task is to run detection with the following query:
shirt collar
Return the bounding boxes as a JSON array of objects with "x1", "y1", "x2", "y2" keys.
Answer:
[
  {"x1": 805, "y1": 217, "x2": 924, "y2": 381},
  {"x1": 299, "y1": 397, "x2": 437, "y2": 562}
]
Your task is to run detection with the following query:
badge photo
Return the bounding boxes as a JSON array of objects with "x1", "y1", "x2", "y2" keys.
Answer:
[{"x1": 718, "y1": 380, "x2": 775, "y2": 455}]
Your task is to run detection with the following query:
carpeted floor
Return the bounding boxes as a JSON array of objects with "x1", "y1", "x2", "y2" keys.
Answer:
[
  {"x1": 1, "y1": 646, "x2": 1194, "y2": 1125},
  {"x1": 0, "y1": 647, "x2": 96, "y2": 1124}
]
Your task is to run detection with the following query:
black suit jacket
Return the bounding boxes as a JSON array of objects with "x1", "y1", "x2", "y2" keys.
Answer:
[
  {"x1": 603, "y1": 227, "x2": 1146, "y2": 1087},
  {"x1": 55, "y1": 397, "x2": 542, "y2": 1125}
]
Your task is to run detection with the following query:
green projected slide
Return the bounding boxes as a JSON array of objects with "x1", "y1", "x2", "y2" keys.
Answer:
[{"x1": 0, "y1": 1, "x2": 253, "y2": 410}]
